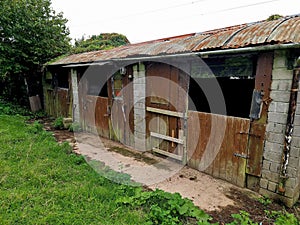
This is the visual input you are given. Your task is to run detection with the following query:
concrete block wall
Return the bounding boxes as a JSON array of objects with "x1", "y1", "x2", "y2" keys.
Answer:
[
  {"x1": 71, "y1": 69, "x2": 80, "y2": 123},
  {"x1": 133, "y1": 63, "x2": 147, "y2": 151},
  {"x1": 259, "y1": 50, "x2": 300, "y2": 207}
]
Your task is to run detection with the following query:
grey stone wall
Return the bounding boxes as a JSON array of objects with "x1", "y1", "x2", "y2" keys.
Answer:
[
  {"x1": 133, "y1": 63, "x2": 146, "y2": 151},
  {"x1": 260, "y1": 50, "x2": 300, "y2": 207},
  {"x1": 71, "y1": 69, "x2": 80, "y2": 123}
]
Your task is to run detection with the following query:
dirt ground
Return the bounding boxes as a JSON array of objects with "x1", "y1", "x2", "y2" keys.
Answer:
[{"x1": 42, "y1": 118, "x2": 299, "y2": 224}]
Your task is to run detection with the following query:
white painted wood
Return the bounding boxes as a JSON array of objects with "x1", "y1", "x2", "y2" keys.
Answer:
[
  {"x1": 146, "y1": 107, "x2": 184, "y2": 118},
  {"x1": 150, "y1": 132, "x2": 184, "y2": 144},
  {"x1": 152, "y1": 148, "x2": 183, "y2": 161}
]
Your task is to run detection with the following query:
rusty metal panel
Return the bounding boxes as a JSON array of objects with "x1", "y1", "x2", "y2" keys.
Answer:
[
  {"x1": 246, "y1": 52, "x2": 273, "y2": 177},
  {"x1": 95, "y1": 97, "x2": 110, "y2": 139},
  {"x1": 187, "y1": 111, "x2": 250, "y2": 187},
  {"x1": 50, "y1": 16, "x2": 300, "y2": 66},
  {"x1": 267, "y1": 17, "x2": 300, "y2": 43},
  {"x1": 226, "y1": 20, "x2": 282, "y2": 48},
  {"x1": 193, "y1": 24, "x2": 247, "y2": 51}
]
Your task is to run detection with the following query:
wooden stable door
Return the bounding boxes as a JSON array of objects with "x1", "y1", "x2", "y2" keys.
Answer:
[
  {"x1": 146, "y1": 63, "x2": 189, "y2": 163},
  {"x1": 187, "y1": 112, "x2": 251, "y2": 187}
]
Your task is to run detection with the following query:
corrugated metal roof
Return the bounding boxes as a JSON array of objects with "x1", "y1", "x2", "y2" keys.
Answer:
[{"x1": 50, "y1": 15, "x2": 300, "y2": 65}]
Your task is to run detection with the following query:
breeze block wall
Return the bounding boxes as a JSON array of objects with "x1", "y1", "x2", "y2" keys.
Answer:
[{"x1": 260, "y1": 50, "x2": 300, "y2": 207}]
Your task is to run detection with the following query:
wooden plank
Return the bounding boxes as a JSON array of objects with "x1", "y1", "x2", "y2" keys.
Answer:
[
  {"x1": 228, "y1": 118, "x2": 238, "y2": 182},
  {"x1": 217, "y1": 115, "x2": 228, "y2": 181},
  {"x1": 236, "y1": 119, "x2": 250, "y2": 187},
  {"x1": 153, "y1": 148, "x2": 183, "y2": 161},
  {"x1": 150, "y1": 132, "x2": 184, "y2": 144},
  {"x1": 159, "y1": 114, "x2": 169, "y2": 152},
  {"x1": 95, "y1": 97, "x2": 110, "y2": 139},
  {"x1": 146, "y1": 107, "x2": 184, "y2": 118},
  {"x1": 187, "y1": 111, "x2": 250, "y2": 187}
]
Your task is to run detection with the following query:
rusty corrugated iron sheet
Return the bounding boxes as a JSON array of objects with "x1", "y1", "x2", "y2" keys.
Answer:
[{"x1": 50, "y1": 15, "x2": 300, "y2": 65}]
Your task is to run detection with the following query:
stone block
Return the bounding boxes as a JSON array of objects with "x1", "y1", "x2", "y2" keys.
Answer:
[
  {"x1": 270, "y1": 162, "x2": 280, "y2": 173},
  {"x1": 273, "y1": 50, "x2": 287, "y2": 69},
  {"x1": 135, "y1": 139, "x2": 146, "y2": 152},
  {"x1": 267, "y1": 112, "x2": 288, "y2": 124},
  {"x1": 260, "y1": 178, "x2": 268, "y2": 189},
  {"x1": 293, "y1": 125, "x2": 300, "y2": 137},
  {"x1": 270, "y1": 91, "x2": 291, "y2": 103},
  {"x1": 288, "y1": 157, "x2": 300, "y2": 169},
  {"x1": 262, "y1": 170, "x2": 280, "y2": 183},
  {"x1": 266, "y1": 122, "x2": 285, "y2": 134},
  {"x1": 268, "y1": 182, "x2": 278, "y2": 192},
  {"x1": 290, "y1": 146, "x2": 300, "y2": 158},
  {"x1": 259, "y1": 188, "x2": 296, "y2": 208},
  {"x1": 294, "y1": 115, "x2": 300, "y2": 126},
  {"x1": 298, "y1": 102, "x2": 300, "y2": 111},
  {"x1": 285, "y1": 178, "x2": 296, "y2": 188},
  {"x1": 134, "y1": 101, "x2": 145, "y2": 108},
  {"x1": 287, "y1": 167, "x2": 297, "y2": 178},
  {"x1": 134, "y1": 123, "x2": 146, "y2": 133},
  {"x1": 264, "y1": 141, "x2": 283, "y2": 153},
  {"x1": 134, "y1": 132, "x2": 146, "y2": 140},
  {"x1": 63, "y1": 118, "x2": 73, "y2": 129},
  {"x1": 272, "y1": 68, "x2": 293, "y2": 80},
  {"x1": 134, "y1": 77, "x2": 146, "y2": 84},
  {"x1": 271, "y1": 80, "x2": 292, "y2": 91},
  {"x1": 133, "y1": 86, "x2": 146, "y2": 97},
  {"x1": 291, "y1": 137, "x2": 300, "y2": 148},
  {"x1": 275, "y1": 102, "x2": 289, "y2": 113},
  {"x1": 284, "y1": 187, "x2": 296, "y2": 198},
  {"x1": 262, "y1": 161, "x2": 271, "y2": 170},
  {"x1": 266, "y1": 132, "x2": 285, "y2": 144},
  {"x1": 264, "y1": 151, "x2": 282, "y2": 162}
]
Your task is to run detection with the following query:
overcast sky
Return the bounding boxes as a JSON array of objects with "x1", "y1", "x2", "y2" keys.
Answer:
[{"x1": 51, "y1": 0, "x2": 300, "y2": 44}]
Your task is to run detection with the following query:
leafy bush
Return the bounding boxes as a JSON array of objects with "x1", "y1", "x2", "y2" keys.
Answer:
[
  {"x1": 117, "y1": 189, "x2": 213, "y2": 225},
  {"x1": 53, "y1": 117, "x2": 64, "y2": 130},
  {"x1": 28, "y1": 121, "x2": 44, "y2": 134},
  {"x1": 257, "y1": 195, "x2": 272, "y2": 206},
  {"x1": 0, "y1": 98, "x2": 30, "y2": 116},
  {"x1": 228, "y1": 211, "x2": 258, "y2": 225},
  {"x1": 68, "y1": 122, "x2": 82, "y2": 132},
  {"x1": 265, "y1": 210, "x2": 299, "y2": 225},
  {"x1": 0, "y1": 98, "x2": 47, "y2": 119}
]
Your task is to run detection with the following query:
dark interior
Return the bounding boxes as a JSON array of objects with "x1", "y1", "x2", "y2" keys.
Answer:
[{"x1": 189, "y1": 77, "x2": 255, "y2": 118}]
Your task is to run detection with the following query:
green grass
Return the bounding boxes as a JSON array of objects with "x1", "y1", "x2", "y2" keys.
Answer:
[
  {"x1": 0, "y1": 115, "x2": 146, "y2": 224},
  {"x1": 1, "y1": 102, "x2": 298, "y2": 224}
]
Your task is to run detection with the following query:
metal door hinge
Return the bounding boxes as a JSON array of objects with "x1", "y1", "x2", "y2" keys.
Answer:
[
  {"x1": 234, "y1": 153, "x2": 249, "y2": 159},
  {"x1": 238, "y1": 132, "x2": 261, "y2": 138}
]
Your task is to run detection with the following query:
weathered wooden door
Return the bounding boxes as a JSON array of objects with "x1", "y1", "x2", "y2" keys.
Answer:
[
  {"x1": 146, "y1": 63, "x2": 189, "y2": 162},
  {"x1": 108, "y1": 68, "x2": 135, "y2": 147},
  {"x1": 187, "y1": 112, "x2": 251, "y2": 187}
]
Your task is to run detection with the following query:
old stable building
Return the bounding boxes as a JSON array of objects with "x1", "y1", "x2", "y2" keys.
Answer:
[{"x1": 45, "y1": 15, "x2": 300, "y2": 206}]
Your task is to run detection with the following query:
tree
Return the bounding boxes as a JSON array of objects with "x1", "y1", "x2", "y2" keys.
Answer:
[
  {"x1": 267, "y1": 14, "x2": 283, "y2": 21},
  {"x1": 72, "y1": 33, "x2": 130, "y2": 54},
  {"x1": 0, "y1": 0, "x2": 71, "y2": 105}
]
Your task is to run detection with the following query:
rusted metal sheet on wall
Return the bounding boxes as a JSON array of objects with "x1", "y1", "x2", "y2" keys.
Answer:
[
  {"x1": 187, "y1": 111, "x2": 250, "y2": 187},
  {"x1": 246, "y1": 52, "x2": 273, "y2": 176},
  {"x1": 45, "y1": 88, "x2": 70, "y2": 118}
]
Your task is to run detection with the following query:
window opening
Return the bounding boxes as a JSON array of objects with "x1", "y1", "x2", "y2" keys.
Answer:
[{"x1": 189, "y1": 54, "x2": 257, "y2": 118}]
